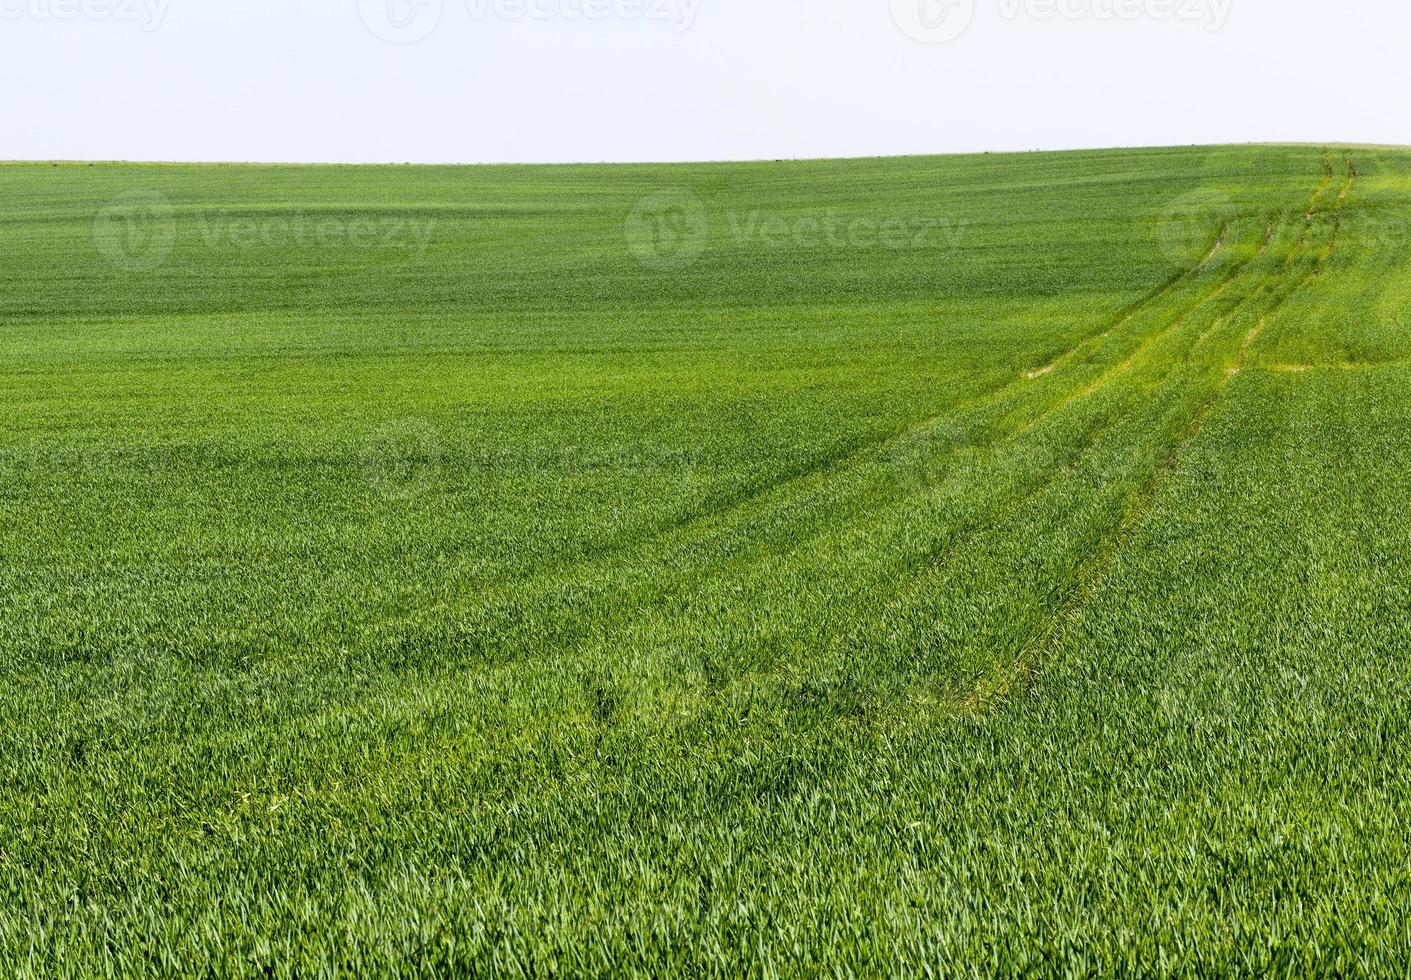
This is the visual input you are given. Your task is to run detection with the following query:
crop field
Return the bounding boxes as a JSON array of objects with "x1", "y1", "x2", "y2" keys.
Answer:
[{"x1": 2, "y1": 144, "x2": 1410, "y2": 975}]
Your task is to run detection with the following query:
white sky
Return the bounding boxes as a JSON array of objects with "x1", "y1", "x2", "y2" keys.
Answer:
[{"x1": 2, "y1": 0, "x2": 1407, "y2": 163}]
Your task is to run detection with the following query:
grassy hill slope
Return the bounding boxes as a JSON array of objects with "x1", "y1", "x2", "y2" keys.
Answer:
[{"x1": 2, "y1": 145, "x2": 1410, "y2": 975}]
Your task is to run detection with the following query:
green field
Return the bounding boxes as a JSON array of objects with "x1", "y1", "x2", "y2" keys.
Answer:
[{"x1": 3, "y1": 144, "x2": 1410, "y2": 975}]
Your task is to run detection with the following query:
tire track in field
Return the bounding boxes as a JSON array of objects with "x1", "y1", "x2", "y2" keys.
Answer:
[
  {"x1": 1066, "y1": 222, "x2": 1271, "y2": 402},
  {"x1": 1125, "y1": 156, "x2": 1334, "y2": 363},
  {"x1": 955, "y1": 251, "x2": 1296, "y2": 709},
  {"x1": 564, "y1": 216, "x2": 1304, "y2": 683},
  {"x1": 593, "y1": 226, "x2": 1276, "y2": 675},
  {"x1": 359, "y1": 194, "x2": 1284, "y2": 661},
  {"x1": 890, "y1": 225, "x2": 1278, "y2": 553},
  {"x1": 990, "y1": 173, "x2": 1323, "y2": 460},
  {"x1": 959, "y1": 154, "x2": 1357, "y2": 711},
  {"x1": 651, "y1": 218, "x2": 1238, "y2": 532},
  {"x1": 1266, "y1": 358, "x2": 1408, "y2": 373},
  {"x1": 359, "y1": 167, "x2": 1342, "y2": 666},
  {"x1": 1193, "y1": 220, "x2": 1273, "y2": 346},
  {"x1": 749, "y1": 218, "x2": 1291, "y2": 708},
  {"x1": 1234, "y1": 155, "x2": 1357, "y2": 371},
  {"x1": 352, "y1": 224, "x2": 1248, "y2": 650},
  {"x1": 623, "y1": 220, "x2": 1235, "y2": 550},
  {"x1": 1187, "y1": 154, "x2": 1335, "y2": 354},
  {"x1": 1023, "y1": 225, "x2": 1229, "y2": 380},
  {"x1": 559, "y1": 160, "x2": 1356, "y2": 700},
  {"x1": 918, "y1": 218, "x2": 1270, "y2": 449}
]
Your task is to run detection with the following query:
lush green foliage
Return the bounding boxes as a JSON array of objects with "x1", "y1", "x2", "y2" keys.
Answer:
[{"x1": 2, "y1": 145, "x2": 1410, "y2": 976}]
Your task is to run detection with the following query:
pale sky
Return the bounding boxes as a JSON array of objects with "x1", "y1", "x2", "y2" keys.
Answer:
[{"x1": 2, "y1": 0, "x2": 1407, "y2": 163}]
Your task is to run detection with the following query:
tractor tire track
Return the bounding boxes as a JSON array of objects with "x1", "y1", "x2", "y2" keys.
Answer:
[{"x1": 959, "y1": 154, "x2": 1357, "y2": 711}]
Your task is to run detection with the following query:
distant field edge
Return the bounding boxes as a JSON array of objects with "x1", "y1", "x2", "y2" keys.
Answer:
[{"x1": 0, "y1": 141, "x2": 1404, "y2": 169}]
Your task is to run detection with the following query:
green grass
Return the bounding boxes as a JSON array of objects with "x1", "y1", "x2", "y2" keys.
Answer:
[{"x1": 2, "y1": 144, "x2": 1410, "y2": 976}]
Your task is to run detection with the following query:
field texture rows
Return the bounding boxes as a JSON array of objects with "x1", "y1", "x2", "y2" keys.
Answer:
[{"x1": 1, "y1": 145, "x2": 1410, "y2": 975}]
